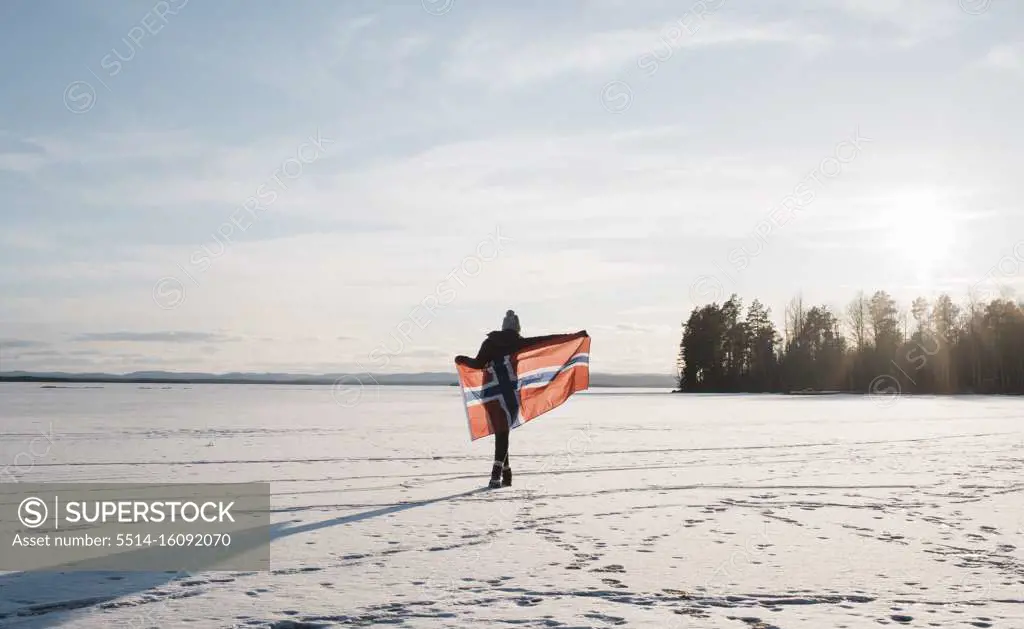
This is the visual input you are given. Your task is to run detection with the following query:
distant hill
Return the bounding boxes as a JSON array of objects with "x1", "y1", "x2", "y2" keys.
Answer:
[{"x1": 0, "y1": 370, "x2": 677, "y2": 388}]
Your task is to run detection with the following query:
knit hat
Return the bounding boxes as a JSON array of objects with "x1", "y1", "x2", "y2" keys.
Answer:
[{"x1": 501, "y1": 309, "x2": 521, "y2": 333}]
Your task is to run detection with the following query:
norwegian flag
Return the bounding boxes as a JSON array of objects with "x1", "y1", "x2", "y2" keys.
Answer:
[{"x1": 455, "y1": 331, "x2": 590, "y2": 440}]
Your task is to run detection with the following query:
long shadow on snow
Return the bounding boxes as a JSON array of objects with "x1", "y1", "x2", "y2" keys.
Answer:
[{"x1": 0, "y1": 486, "x2": 486, "y2": 627}]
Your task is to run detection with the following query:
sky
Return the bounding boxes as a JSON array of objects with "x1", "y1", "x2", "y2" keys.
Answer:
[{"x1": 1, "y1": 0, "x2": 1023, "y2": 376}]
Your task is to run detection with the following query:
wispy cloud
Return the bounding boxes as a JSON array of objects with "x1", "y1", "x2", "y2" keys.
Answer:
[
  {"x1": 595, "y1": 323, "x2": 675, "y2": 334},
  {"x1": 0, "y1": 130, "x2": 205, "y2": 175},
  {"x1": 446, "y1": 16, "x2": 830, "y2": 89},
  {"x1": 72, "y1": 332, "x2": 242, "y2": 343},
  {"x1": 826, "y1": 0, "x2": 964, "y2": 45},
  {"x1": 0, "y1": 152, "x2": 47, "y2": 174},
  {"x1": 446, "y1": 29, "x2": 656, "y2": 87},
  {"x1": 0, "y1": 228, "x2": 59, "y2": 253},
  {"x1": 983, "y1": 42, "x2": 1024, "y2": 71},
  {"x1": 7, "y1": 348, "x2": 62, "y2": 357},
  {"x1": 0, "y1": 339, "x2": 50, "y2": 349},
  {"x1": 383, "y1": 348, "x2": 450, "y2": 361}
]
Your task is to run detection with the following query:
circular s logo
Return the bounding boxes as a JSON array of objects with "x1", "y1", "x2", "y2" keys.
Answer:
[
  {"x1": 152, "y1": 276, "x2": 186, "y2": 310},
  {"x1": 959, "y1": 0, "x2": 992, "y2": 15},
  {"x1": 63, "y1": 81, "x2": 97, "y2": 114},
  {"x1": 689, "y1": 274, "x2": 724, "y2": 304},
  {"x1": 867, "y1": 374, "x2": 901, "y2": 407},
  {"x1": 18, "y1": 497, "x2": 48, "y2": 528},
  {"x1": 422, "y1": 0, "x2": 455, "y2": 16},
  {"x1": 600, "y1": 80, "x2": 633, "y2": 114}
]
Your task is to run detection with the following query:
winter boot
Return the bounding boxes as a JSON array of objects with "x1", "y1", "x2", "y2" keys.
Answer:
[
  {"x1": 501, "y1": 463, "x2": 512, "y2": 487},
  {"x1": 488, "y1": 461, "x2": 503, "y2": 489}
]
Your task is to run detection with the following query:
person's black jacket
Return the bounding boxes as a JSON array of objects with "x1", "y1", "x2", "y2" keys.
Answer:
[{"x1": 455, "y1": 330, "x2": 588, "y2": 369}]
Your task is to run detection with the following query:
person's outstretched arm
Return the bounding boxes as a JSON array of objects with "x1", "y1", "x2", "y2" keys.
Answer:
[
  {"x1": 457, "y1": 331, "x2": 587, "y2": 367},
  {"x1": 518, "y1": 330, "x2": 588, "y2": 349},
  {"x1": 455, "y1": 338, "x2": 493, "y2": 368}
]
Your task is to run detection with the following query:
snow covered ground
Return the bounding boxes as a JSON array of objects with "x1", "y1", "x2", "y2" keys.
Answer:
[{"x1": 1, "y1": 383, "x2": 1023, "y2": 628}]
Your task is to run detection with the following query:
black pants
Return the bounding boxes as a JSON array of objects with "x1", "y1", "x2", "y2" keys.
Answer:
[{"x1": 494, "y1": 429, "x2": 509, "y2": 468}]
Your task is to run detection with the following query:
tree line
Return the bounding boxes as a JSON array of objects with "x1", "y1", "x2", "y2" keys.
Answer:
[{"x1": 676, "y1": 291, "x2": 1024, "y2": 394}]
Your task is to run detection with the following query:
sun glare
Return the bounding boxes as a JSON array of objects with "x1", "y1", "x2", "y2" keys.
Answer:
[{"x1": 887, "y1": 191, "x2": 957, "y2": 278}]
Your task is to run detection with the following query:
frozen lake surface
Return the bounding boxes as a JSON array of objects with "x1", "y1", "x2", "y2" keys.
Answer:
[{"x1": 1, "y1": 383, "x2": 1023, "y2": 628}]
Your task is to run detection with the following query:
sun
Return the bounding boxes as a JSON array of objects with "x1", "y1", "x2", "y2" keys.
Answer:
[{"x1": 886, "y1": 190, "x2": 957, "y2": 278}]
